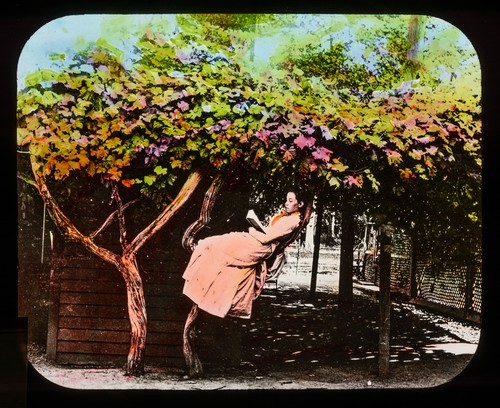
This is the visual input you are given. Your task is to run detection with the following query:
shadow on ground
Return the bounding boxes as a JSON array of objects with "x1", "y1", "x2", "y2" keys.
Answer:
[
  {"x1": 28, "y1": 280, "x2": 480, "y2": 391},
  {"x1": 200, "y1": 284, "x2": 480, "y2": 389}
]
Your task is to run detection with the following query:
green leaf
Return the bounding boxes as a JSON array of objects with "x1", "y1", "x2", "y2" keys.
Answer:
[
  {"x1": 154, "y1": 166, "x2": 168, "y2": 175},
  {"x1": 144, "y1": 174, "x2": 156, "y2": 185},
  {"x1": 24, "y1": 69, "x2": 62, "y2": 88}
]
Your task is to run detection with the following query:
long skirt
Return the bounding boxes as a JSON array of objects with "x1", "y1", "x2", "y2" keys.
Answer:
[{"x1": 182, "y1": 231, "x2": 273, "y2": 319}]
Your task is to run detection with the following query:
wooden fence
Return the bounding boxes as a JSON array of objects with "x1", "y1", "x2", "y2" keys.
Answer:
[{"x1": 360, "y1": 229, "x2": 481, "y2": 324}]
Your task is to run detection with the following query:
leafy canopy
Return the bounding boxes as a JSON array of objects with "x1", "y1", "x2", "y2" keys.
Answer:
[{"x1": 17, "y1": 13, "x2": 481, "y2": 232}]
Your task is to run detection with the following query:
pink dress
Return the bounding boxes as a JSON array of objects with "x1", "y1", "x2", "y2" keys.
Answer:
[{"x1": 182, "y1": 211, "x2": 301, "y2": 319}]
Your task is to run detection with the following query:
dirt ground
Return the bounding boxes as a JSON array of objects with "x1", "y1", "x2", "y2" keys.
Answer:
[{"x1": 27, "y1": 268, "x2": 481, "y2": 393}]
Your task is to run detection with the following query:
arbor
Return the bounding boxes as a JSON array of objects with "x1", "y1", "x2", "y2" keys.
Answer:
[
  {"x1": 17, "y1": 14, "x2": 481, "y2": 377},
  {"x1": 16, "y1": 16, "x2": 354, "y2": 375}
]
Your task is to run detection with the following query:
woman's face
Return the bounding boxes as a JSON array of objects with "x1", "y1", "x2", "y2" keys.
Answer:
[{"x1": 284, "y1": 192, "x2": 302, "y2": 214}]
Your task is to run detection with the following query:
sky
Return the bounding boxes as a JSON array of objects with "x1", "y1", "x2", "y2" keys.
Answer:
[
  {"x1": 17, "y1": 14, "x2": 175, "y2": 90},
  {"x1": 18, "y1": 15, "x2": 104, "y2": 89},
  {"x1": 17, "y1": 13, "x2": 479, "y2": 93}
]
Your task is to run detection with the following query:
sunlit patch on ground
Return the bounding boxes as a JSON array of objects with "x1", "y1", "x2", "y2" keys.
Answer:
[{"x1": 422, "y1": 342, "x2": 478, "y2": 355}]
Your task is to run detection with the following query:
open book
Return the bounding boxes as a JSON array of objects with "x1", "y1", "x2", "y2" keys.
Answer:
[{"x1": 246, "y1": 209, "x2": 266, "y2": 233}]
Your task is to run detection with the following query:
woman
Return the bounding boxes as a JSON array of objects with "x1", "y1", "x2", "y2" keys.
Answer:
[{"x1": 182, "y1": 190, "x2": 308, "y2": 319}]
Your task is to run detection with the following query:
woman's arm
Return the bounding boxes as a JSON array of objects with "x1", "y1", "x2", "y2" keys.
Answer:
[{"x1": 249, "y1": 213, "x2": 300, "y2": 245}]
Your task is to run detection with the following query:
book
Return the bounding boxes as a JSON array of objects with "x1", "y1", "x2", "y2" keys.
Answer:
[{"x1": 246, "y1": 209, "x2": 266, "y2": 233}]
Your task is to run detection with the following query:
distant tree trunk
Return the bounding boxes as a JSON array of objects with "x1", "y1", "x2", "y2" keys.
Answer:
[
  {"x1": 338, "y1": 200, "x2": 355, "y2": 306},
  {"x1": 378, "y1": 222, "x2": 394, "y2": 378},
  {"x1": 309, "y1": 197, "x2": 323, "y2": 298},
  {"x1": 335, "y1": 199, "x2": 355, "y2": 348}
]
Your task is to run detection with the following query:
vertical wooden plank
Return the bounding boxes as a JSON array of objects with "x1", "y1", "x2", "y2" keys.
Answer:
[
  {"x1": 46, "y1": 234, "x2": 63, "y2": 361},
  {"x1": 409, "y1": 237, "x2": 418, "y2": 299},
  {"x1": 465, "y1": 258, "x2": 474, "y2": 320}
]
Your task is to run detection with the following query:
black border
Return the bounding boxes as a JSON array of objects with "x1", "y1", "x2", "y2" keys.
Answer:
[{"x1": 3, "y1": 2, "x2": 498, "y2": 406}]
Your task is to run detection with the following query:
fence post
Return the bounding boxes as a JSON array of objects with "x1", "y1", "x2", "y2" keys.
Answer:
[
  {"x1": 309, "y1": 197, "x2": 323, "y2": 298},
  {"x1": 378, "y1": 222, "x2": 393, "y2": 378},
  {"x1": 410, "y1": 236, "x2": 418, "y2": 299}
]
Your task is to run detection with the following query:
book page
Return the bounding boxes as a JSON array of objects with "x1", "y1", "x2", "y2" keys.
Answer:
[{"x1": 246, "y1": 209, "x2": 266, "y2": 233}]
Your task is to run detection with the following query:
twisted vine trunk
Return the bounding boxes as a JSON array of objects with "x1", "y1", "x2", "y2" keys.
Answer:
[
  {"x1": 119, "y1": 256, "x2": 147, "y2": 376},
  {"x1": 30, "y1": 157, "x2": 204, "y2": 376},
  {"x1": 181, "y1": 174, "x2": 225, "y2": 378},
  {"x1": 182, "y1": 303, "x2": 203, "y2": 378}
]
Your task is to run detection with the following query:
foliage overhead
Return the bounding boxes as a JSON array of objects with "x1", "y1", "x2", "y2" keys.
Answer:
[{"x1": 17, "y1": 14, "x2": 481, "y2": 234}]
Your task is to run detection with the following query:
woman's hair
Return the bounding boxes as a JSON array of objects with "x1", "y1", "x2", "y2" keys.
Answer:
[{"x1": 288, "y1": 188, "x2": 312, "y2": 216}]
